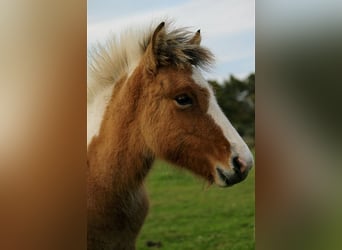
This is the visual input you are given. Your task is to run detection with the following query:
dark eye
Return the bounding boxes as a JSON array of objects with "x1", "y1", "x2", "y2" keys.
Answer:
[{"x1": 174, "y1": 94, "x2": 193, "y2": 109}]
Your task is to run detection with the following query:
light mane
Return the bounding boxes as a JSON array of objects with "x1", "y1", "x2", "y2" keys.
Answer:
[
  {"x1": 87, "y1": 25, "x2": 152, "y2": 145},
  {"x1": 87, "y1": 21, "x2": 214, "y2": 103},
  {"x1": 87, "y1": 28, "x2": 149, "y2": 104}
]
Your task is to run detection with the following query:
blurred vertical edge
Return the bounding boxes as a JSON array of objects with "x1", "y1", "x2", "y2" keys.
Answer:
[
  {"x1": 256, "y1": 1, "x2": 342, "y2": 250},
  {"x1": 0, "y1": 1, "x2": 86, "y2": 250}
]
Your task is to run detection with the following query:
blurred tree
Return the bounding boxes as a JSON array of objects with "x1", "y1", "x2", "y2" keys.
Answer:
[{"x1": 208, "y1": 73, "x2": 255, "y2": 147}]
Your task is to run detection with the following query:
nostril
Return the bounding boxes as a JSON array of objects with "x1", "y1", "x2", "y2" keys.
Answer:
[{"x1": 232, "y1": 156, "x2": 247, "y2": 174}]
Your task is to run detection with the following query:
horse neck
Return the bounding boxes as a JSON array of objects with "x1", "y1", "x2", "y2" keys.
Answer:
[{"x1": 87, "y1": 71, "x2": 154, "y2": 204}]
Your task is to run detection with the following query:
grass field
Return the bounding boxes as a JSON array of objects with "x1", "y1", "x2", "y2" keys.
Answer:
[{"x1": 136, "y1": 160, "x2": 255, "y2": 250}]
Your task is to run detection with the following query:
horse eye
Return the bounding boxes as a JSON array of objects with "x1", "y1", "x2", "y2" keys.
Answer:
[{"x1": 174, "y1": 94, "x2": 193, "y2": 108}]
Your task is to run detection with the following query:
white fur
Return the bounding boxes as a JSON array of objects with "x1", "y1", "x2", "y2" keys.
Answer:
[
  {"x1": 87, "y1": 84, "x2": 113, "y2": 146},
  {"x1": 192, "y1": 68, "x2": 254, "y2": 169}
]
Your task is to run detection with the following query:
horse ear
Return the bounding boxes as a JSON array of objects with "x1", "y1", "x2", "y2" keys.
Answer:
[
  {"x1": 145, "y1": 22, "x2": 166, "y2": 74},
  {"x1": 189, "y1": 29, "x2": 201, "y2": 45}
]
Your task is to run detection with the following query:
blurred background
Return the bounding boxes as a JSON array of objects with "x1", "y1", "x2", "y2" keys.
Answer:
[
  {"x1": 257, "y1": 0, "x2": 342, "y2": 249},
  {"x1": 0, "y1": 1, "x2": 86, "y2": 250}
]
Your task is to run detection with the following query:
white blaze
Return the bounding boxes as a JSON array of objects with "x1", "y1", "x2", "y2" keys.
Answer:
[{"x1": 192, "y1": 68, "x2": 254, "y2": 169}]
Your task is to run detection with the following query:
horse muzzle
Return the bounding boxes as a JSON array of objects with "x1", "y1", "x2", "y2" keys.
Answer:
[{"x1": 214, "y1": 156, "x2": 253, "y2": 187}]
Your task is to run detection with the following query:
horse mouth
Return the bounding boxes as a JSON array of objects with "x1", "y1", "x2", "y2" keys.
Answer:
[{"x1": 215, "y1": 167, "x2": 247, "y2": 187}]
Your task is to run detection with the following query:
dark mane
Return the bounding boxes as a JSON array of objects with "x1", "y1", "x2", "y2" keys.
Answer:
[{"x1": 141, "y1": 24, "x2": 214, "y2": 70}]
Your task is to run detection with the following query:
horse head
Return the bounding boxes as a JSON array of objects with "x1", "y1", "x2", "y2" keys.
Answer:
[{"x1": 134, "y1": 22, "x2": 254, "y2": 187}]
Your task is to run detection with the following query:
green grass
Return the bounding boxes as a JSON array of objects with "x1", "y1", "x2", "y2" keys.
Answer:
[{"x1": 136, "y1": 160, "x2": 255, "y2": 250}]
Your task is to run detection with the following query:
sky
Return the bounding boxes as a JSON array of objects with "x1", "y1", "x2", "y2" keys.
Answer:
[{"x1": 87, "y1": 0, "x2": 255, "y2": 81}]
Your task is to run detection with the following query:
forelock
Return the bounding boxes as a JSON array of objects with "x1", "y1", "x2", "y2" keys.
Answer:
[{"x1": 141, "y1": 24, "x2": 214, "y2": 71}]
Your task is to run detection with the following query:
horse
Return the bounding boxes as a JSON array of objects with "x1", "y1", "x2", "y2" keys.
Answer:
[{"x1": 87, "y1": 21, "x2": 254, "y2": 250}]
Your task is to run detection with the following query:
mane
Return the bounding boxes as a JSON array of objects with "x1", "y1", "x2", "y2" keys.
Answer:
[{"x1": 87, "y1": 21, "x2": 214, "y2": 103}]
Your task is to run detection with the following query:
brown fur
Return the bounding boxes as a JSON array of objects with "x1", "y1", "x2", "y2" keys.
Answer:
[{"x1": 87, "y1": 22, "x2": 230, "y2": 250}]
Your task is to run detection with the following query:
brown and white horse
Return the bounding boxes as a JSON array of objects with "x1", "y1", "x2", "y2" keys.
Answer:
[{"x1": 87, "y1": 21, "x2": 254, "y2": 250}]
